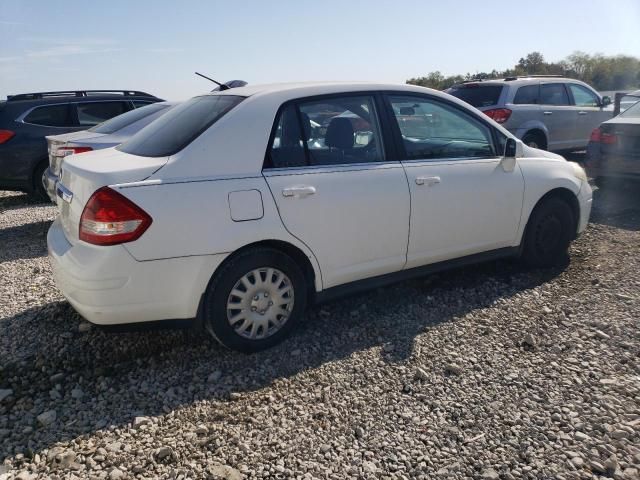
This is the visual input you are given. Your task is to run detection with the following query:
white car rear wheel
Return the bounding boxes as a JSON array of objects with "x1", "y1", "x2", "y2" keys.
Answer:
[{"x1": 203, "y1": 248, "x2": 307, "y2": 352}]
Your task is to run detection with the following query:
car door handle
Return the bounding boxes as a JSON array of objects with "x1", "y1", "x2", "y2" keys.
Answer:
[
  {"x1": 578, "y1": 111, "x2": 588, "y2": 115},
  {"x1": 282, "y1": 185, "x2": 316, "y2": 198},
  {"x1": 543, "y1": 111, "x2": 553, "y2": 115},
  {"x1": 415, "y1": 176, "x2": 441, "y2": 186}
]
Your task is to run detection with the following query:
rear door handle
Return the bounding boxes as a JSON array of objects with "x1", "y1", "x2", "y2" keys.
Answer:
[
  {"x1": 415, "y1": 176, "x2": 441, "y2": 186},
  {"x1": 282, "y1": 185, "x2": 316, "y2": 198},
  {"x1": 578, "y1": 111, "x2": 588, "y2": 115},
  {"x1": 543, "y1": 111, "x2": 553, "y2": 116}
]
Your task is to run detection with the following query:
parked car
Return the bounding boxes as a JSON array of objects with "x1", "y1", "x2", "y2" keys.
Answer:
[
  {"x1": 44, "y1": 102, "x2": 176, "y2": 202},
  {"x1": 585, "y1": 93, "x2": 640, "y2": 183},
  {"x1": 447, "y1": 76, "x2": 613, "y2": 152},
  {"x1": 0, "y1": 90, "x2": 162, "y2": 198},
  {"x1": 48, "y1": 82, "x2": 592, "y2": 352},
  {"x1": 615, "y1": 89, "x2": 640, "y2": 115}
]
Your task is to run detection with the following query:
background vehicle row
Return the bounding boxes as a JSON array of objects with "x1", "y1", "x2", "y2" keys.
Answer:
[
  {"x1": 447, "y1": 76, "x2": 613, "y2": 152},
  {"x1": 0, "y1": 90, "x2": 162, "y2": 198}
]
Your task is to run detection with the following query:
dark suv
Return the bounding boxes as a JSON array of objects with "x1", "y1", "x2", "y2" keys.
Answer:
[{"x1": 0, "y1": 90, "x2": 162, "y2": 198}]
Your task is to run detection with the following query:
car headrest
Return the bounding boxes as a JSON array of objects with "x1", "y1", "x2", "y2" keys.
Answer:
[{"x1": 325, "y1": 117, "x2": 354, "y2": 149}]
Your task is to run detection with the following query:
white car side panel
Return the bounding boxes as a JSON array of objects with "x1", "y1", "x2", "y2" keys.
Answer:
[
  {"x1": 264, "y1": 163, "x2": 410, "y2": 289},
  {"x1": 114, "y1": 177, "x2": 324, "y2": 291},
  {"x1": 403, "y1": 158, "x2": 525, "y2": 268}
]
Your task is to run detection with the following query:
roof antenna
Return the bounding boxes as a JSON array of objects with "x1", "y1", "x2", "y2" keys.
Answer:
[{"x1": 195, "y1": 72, "x2": 229, "y2": 90}]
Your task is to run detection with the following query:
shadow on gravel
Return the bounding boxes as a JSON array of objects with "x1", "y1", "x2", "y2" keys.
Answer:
[
  {"x1": 590, "y1": 180, "x2": 640, "y2": 231},
  {"x1": 0, "y1": 219, "x2": 52, "y2": 262},
  {"x1": 0, "y1": 256, "x2": 569, "y2": 459},
  {"x1": 0, "y1": 193, "x2": 51, "y2": 213}
]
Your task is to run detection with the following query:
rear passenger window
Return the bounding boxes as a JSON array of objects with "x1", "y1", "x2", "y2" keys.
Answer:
[
  {"x1": 540, "y1": 84, "x2": 570, "y2": 106},
  {"x1": 388, "y1": 95, "x2": 495, "y2": 160},
  {"x1": 23, "y1": 105, "x2": 71, "y2": 127},
  {"x1": 76, "y1": 101, "x2": 128, "y2": 126},
  {"x1": 265, "y1": 95, "x2": 385, "y2": 169},
  {"x1": 266, "y1": 105, "x2": 307, "y2": 169},
  {"x1": 513, "y1": 85, "x2": 539, "y2": 104}
]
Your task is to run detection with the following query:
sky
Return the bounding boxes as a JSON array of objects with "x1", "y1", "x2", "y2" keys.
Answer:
[{"x1": 1, "y1": 0, "x2": 639, "y2": 101}]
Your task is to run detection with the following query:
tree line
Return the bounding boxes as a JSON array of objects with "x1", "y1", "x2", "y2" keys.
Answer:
[{"x1": 407, "y1": 52, "x2": 640, "y2": 91}]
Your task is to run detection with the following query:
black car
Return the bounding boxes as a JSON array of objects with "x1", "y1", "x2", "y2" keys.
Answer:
[
  {"x1": 0, "y1": 90, "x2": 162, "y2": 198},
  {"x1": 586, "y1": 90, "x2": 640, "y2": 184}
]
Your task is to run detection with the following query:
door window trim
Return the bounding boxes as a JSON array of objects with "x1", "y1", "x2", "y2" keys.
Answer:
[
  {"x1": 262, "y1": 91, "x2": 399, "y2": 172},
  {"x1": 380, "y1": 92, "x2": 502, "y2": 162}
]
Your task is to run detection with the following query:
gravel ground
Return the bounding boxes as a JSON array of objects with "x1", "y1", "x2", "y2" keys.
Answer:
[{"x1": 0, "y1": 179, "x2": 639, "y2": 480}]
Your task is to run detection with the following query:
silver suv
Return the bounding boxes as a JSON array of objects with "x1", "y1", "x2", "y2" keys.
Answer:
[{"x1": 447, "y1": 76, "x2": 613, "y2": 151}]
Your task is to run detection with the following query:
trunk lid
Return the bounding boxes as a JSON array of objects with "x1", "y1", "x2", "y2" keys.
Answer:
[
  {"x1": 601, "y1": 118, "x2": 640, "y2": 156},
  {"x1": 47, "y1": 131, "x2": 107, "y2": 175},
  {"x1": 56, "y1": 148, "x2": 167, "y2": 244}
]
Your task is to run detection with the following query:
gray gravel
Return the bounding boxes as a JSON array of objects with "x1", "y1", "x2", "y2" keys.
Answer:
[{"x1": 1, "y1": 181, "x2": 639, "y2": 480}]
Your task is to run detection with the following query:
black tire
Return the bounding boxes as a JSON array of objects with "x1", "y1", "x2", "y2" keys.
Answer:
[
  {"x1": 202, "y1": 247, "x2": 308, "y2": 353},
  {"x1": 522, "y1": 197, "x2": 575, "y2": 268},
  {"x1": 31, "y1": 161, "x2": 49, "y2": 201},
  {"x1": 522, "y1": 132, "x2": 547, "y2": 150}
]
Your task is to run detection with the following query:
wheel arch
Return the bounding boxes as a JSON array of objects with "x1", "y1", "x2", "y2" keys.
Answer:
[
  {"x1": 522, "y1": 187, "x2": 580, "y2": 246},
  {"x1": 213, "y1": 239, "x2": 320, "y2": 294},
  {"x1": 522, "y1": 128, "x2": 548, "y2": 149},
  {"x1": 32, "y1": 157, "x2": 49, "y2": 193}
]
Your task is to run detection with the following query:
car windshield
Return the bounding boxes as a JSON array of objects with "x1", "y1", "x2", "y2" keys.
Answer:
[
  {"x1": 117, "y1": 95, "x2": 244, "y2": 157},
  {"x1": 448, "y1": 84, "x2": 503, "y2": 108},
  {"x1": 619, "y1": 98, "x2": 640, "y2": 118},
  {"x1": 88, "y1": 102, "x2": 169, "y2": 134}
]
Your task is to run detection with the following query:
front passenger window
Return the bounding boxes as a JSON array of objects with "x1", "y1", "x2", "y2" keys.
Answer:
[
  {"x1": 568, "y1": 84, "x2": 600, "y2": 107},
  {"x1": 388, "y1": 95, "x2": 495, "y2": 160}
]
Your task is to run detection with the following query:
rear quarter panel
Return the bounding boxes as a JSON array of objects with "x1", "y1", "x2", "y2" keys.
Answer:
[{"x1": 115, "y1": 176, "x2": 323, "y2": 290}]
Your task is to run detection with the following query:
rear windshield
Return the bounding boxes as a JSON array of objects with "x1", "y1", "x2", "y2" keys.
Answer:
[
  {"x1": 118, "y1": 95, "x2": 244, "y2": 157},
  {"x1": 448, "y1": 84, "x2": 504, "y2": 108},
  {"x1": 89, "y1": 102, "x2": 169, "y2": 134},
  {"x1": 619, "y1": 99, "x2": 640, "y2": 118}
]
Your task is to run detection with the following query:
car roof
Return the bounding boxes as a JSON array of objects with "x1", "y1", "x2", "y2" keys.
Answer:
[
  {"x1": 205, "y1": 81, "x2": 449, "y2": 101},
  {"x1": 452, "y1": 77, "x2": 584, "y2": 87}
]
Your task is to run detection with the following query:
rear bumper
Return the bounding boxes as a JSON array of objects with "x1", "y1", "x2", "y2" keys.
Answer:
[
  {"x1": 43, "y1": 167, "x2": 58, "y2": 202},
  {"x1": 47, "y1": 218, "x2": 227, "y2": 325}
]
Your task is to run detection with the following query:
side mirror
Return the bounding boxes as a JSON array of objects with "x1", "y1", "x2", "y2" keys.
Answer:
[
  {"x1": 602, "y1": 96, "x2": 611, "y2": 107},
  {"x1": 501, "y1": 137, "x2": 523, "y2": 172},
  {"x1": 504, "y1": 137, "x2": 523, "y2": 157}
]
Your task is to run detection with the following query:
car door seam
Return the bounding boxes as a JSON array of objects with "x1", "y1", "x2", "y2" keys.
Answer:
[{"x1": 260, "y1": 173, "x2": 325, "y2": 290}]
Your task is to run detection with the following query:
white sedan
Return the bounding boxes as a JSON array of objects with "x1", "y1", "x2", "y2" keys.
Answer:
[{"x1": 48, "y1": 82, "x2": 592, "y2": 352}]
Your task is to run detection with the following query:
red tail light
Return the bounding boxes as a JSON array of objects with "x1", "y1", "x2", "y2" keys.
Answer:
[
  {"x1": 590, "y1": 127, "x2": 617, "y2": 145},
  {"x1": 57, "y1": 146, "x2": 93, "y2": 157},
  {"x1": 0, "y1": 130, "x2": 15, "y2": 144},
  {"x1": 483, "y1": 108, "x2": 512, "y2": 124},
  {"x1": 601, "y1": 132, "x2": 618, "y2": 145},
  {"x1": 79, "y1": 187, "x2": 152, "y2": 246}
]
